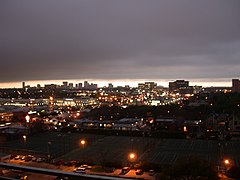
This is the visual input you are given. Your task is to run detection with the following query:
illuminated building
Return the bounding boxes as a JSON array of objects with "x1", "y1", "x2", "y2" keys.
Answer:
[
  {"x1": 169, "y1": 80, "x2": 189, "y2": 93},
  {"x1": 84, "y1": 81, "x2": 89, "y2": 88}
]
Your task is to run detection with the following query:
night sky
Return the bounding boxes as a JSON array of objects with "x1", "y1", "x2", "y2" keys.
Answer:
[{"x1": 1, "y1": 0, "x2": 240, "y2": 87}]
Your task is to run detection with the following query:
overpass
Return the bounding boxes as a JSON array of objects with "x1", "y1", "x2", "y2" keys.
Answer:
[{"x1": 0, "y1": 162, "x2": 136, "y2": 180}]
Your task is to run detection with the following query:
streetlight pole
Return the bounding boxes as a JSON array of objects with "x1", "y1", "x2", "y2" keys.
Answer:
[
  {"x1": 80, "y1": 139, "x2": 86, "y2": 162},
  {"x1": 128, "y1": 152, "x2": 137, "y2": 168},
  {"x1": 23, "y1": 135, "x2": 27, "y2": 148}
]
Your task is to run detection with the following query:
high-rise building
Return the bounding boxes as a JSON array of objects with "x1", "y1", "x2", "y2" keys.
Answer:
[
  {"x1": 89, "y1": 83, "x2": 98, "y2": 89},
  {"x1": 145, "y1": 82, "x2": 157, "y2": 90},
  {"x1": 138, "y1": 83, "x2": 145, "y2": 89},
  {"x1": 138, "y1": 82, "x2": 157, "y2": 90},
  {"x1": 108, "y1": 83, "x2": 113, "y2": 88},
  {"x1": 232, "y1": 79, "x2": 240, "y2": 93},
  {"x1": 169, "y1": 80, "x2": 189, "y2": 92},
  {"x1": 63, "y1": 81, "x2": 68, "y2": 88},
  {"x1": 78, "y1": 83, "x2": 83, "y2": 88},
  {"x1": 22, "y1": 82, "x2": 25, "y2": 89},
  {"x1": 84, "y1": 81, "x2": 89, "y2": 88},
  {"x1": 69, "y1": 83, "x2": 73, "y2": 89}
]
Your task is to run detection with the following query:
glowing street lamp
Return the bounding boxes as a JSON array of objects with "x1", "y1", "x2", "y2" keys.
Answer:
[
  {"x1": 224, "y1": 159, "x2": 230, "y2": 165},
  {"x1": 128, "y1": 152, "x2": 137, "y2": 162},
  {"x1": 80, "y1": 139, "x2": 86, "y2": 148},
  {"x1": 23, "y1": 135, "x2": 27, "y2": 143},
  {"x1": 25, "y1": 115, "x2": 30, "y2": 123},
  {"x1": 81, "y1": 140, "x2": 86, "y2": 145}
]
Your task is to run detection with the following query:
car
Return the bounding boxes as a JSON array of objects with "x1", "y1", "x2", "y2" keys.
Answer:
[
  {"x1": 135, "y1": 169, "x2": 143, "y2": 175},
  {"x1": 10, "y1": 154, "x2": 17, "y2": 159},
  {"x1": 31, "y1": 157, "x2": 37, "y2": 162},
  {"x1": 121, "y1": 167, "x2": 130, "y2": 174},
  {"x1": 149, "y1": 169, "x2": 155, "y2": 176},
  {"x1": 64, "y1": 161, "x2": 71, "y2": 166},
  {"x1": 86, "y1": 166, "x2": 92, "y2": 169},
  {"x1": 24, "y1": 155, "x2": 34, "y2": 162},
  {"x1": 80, "y1": 164, "x2": 88, "y2": 168},
  {"x1": 14, "y1": 173, "x2": 27, "y2": 180},
  {"x1": 73, "y1": 167, "x2": 86, "y2": 174},
  {"x1": 36, "y1": 157, "x2": 45, "y2": 163},
  {"x1": 24, "y1": 157, "x2": 32, "y2": 162},
  {"x1": 70, "y1": 161, "x2": 77, "y2": 166},
  {"x1": 53, "y1": 159, "x2": 65, "y2": 166},
  {"x1": 74, "y1": 161, "x2": 81, "y2": 167},
  {"x1": 14, "y1": 155, "x2": 22, "y2": 160},
  {"x1": 20, "y1": 175, "x2": 28, "y2": 180}
]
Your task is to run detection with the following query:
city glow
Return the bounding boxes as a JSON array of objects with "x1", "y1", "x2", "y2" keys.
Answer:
[{"x1": 0, "y1": 79, "x2": 232, "y2": 89}]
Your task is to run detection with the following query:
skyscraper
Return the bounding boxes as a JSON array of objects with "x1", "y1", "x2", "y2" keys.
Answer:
[
  {"x1": 84, "y1": 81, "x2": 89, "y2": 88},
  {"x1": 22, "y1": 82, "x2": 25, "y2": 89},
  {"x1": 169, "y1": 80, "x2": 189, "y2": 92},
  {"x1": 63, "y1": 81, "x2": 68, "y2": 88},
  {"x1": 232, "y1": 79, "x2": 240, "y2": 92}
]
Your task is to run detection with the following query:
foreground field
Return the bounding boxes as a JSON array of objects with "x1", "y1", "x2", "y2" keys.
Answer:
[{"x1": 2, "y1": 131, "x2": 240, "y2": 167}]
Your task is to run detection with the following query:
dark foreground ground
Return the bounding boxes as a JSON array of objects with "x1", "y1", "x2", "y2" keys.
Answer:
[{"x1": 1, "y1": 131, "x2": 240, "y2": 167}]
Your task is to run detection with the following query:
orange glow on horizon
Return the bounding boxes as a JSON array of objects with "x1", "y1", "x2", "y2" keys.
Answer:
[{"x1": 0, "y1": 79, "x2": 232, "y2": 89}]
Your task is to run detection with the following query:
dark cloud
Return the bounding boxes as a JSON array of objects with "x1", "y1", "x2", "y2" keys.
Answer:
[{"x1": 1, "y1": 0, "x2": 240, "y2": 83}]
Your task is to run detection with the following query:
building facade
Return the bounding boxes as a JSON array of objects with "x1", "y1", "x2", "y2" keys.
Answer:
[{"x1": 232, "y1": 79, "x2": 240, "y2": 93}]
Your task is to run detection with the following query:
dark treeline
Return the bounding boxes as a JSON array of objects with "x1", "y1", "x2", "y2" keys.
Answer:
[{"x1": 84, "y1": 92, "x2": 240, "y2": 121}]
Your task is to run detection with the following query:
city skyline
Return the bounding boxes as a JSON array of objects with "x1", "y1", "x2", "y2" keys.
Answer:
[
  {"x1": 0, "y1": 78, "x2": 234, "y2": 89},
  {"x1": 1, "y1": 1, "x2": 240, "y2": 87}
]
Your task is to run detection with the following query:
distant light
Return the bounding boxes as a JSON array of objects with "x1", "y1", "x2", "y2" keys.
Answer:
[
  {"x1": 28, "y1": 111, "x2": 37, "y2": 114},
  {"x1": 23, "y1": 135, "x2": 27, "y2": 142},
  {"x1": 129, "y1": 153, "x2": 135, "y2": 159},
  {"x1": 224, "y1": 159, "x2": 230, "y2": 165},
  {"x1": 128, "y1": 152, "x2": 137, "y2": 161},
  {"x1": 80, "y1": 139, "x2": 86, "y2": 145},
  {"x1": 25, "y1": 115, "x2": 30, "y2": 123}
]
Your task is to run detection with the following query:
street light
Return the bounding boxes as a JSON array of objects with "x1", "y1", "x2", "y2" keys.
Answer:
[
  {"x1": 128, "y1": 152, "x2": 137, "y2": 162},
  {"x1": 25, "y1": 115, "x2": 30, "y2": 123},
  {"x1": 23, "y1": 135, "x2": 27, "y2": 143},
  {"x1": 224, "y1": 159, "x2": 230, "y2": 165},
  {"x1": 128, "y1": 152, "x2": 137, "y2": 169},
  {"x1": 80, "y1": 139, "x2": 86, "y2": 162},
  {"x1": 80, "y1": 139, "x2": 86, "y2": 147}
]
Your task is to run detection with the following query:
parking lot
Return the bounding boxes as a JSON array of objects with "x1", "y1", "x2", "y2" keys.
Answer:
[{"x1": 2, "y1": 156, "x2": 155, "y2": 180}]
